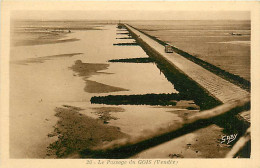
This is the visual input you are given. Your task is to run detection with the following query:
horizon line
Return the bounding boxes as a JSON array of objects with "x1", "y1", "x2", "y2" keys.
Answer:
[{"x1": 13, "y1": 19, "x2": 251, "y2": 21}]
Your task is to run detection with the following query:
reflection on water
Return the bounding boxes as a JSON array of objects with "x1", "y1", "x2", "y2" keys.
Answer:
[{"x1": 10, "y1": 22, "x2": 229, "y2": 158}]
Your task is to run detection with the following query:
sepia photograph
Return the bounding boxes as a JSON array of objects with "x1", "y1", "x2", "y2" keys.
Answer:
[{"x1": 1, "y1": 1, "x2": 260, "y2": 168}]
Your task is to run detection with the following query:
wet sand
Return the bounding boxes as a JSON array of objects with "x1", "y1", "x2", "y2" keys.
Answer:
[
  {"x1": 134, "y1": 124, "x2": 231, "y2": 158},
  {"x1": 91, "y1": 107, "x2": 125, "y2": 124},
  {"x1": 12, "y1": 53, "x2": 83, "y2": 65},
  {"x1": 70, "y1": 60, "x2": 109, "y2": 78},
  {"x1": 11, "y1": 20, "x2": 104, "y2": 46},
  {"x1": 85, "y1": 80, "x2": 129, "y2": 93},
  {"x1": 47, "y1": 105, "x2": 128, "y2": 158},
  {"x1": 130, "y1": 20, "x2": 250, "y2": 81},
  {"x1": 10, "y1": 21, "x2": 235, "y2": 158},
  {"x1": 70, "y1": 60, "x2": 129, "y2": 93}
]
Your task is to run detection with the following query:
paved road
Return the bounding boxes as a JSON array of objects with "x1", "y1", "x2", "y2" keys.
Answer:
[
  {"x1": 126, "y1": 25, "x2": 249, "y2": 103},
  {"x1": 126, "y1": 24, "x2": 250, "y2": 122}
]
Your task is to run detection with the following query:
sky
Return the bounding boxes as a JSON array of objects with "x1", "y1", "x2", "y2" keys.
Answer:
[{"x1": 12, "y1": 10, "x2": 250, "y2": 21}]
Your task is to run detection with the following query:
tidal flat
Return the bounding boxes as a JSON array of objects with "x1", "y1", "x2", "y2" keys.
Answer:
[{"x1": 9, "y1": 20, "x2": 249, "y2": 158}]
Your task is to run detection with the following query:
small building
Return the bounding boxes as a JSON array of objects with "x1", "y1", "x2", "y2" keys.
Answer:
[{"x1": 165, "y1": 45, "x2": 173, "y2": 53}]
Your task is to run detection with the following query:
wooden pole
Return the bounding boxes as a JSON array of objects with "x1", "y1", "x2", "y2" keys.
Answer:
[{"x1": 92, "y1": 96, "x2": 250, "y2": 153}]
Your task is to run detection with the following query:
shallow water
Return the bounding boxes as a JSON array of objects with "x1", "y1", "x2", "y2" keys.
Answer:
[{"x1": 10, "y1": 22, "x2": 230, "y2": 158}]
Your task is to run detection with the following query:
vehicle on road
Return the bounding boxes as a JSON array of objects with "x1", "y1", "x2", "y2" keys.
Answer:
[{"x1": 165, "y1": 45, "x2": 174, "y2": 53}]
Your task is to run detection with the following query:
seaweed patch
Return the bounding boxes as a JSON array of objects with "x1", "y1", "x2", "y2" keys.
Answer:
[
  {"x1": 108, "y1": 57, "x2": 154, "y2": 63},
  {"x1": 113, "y1": 43, "x2": 139, "y2": 46},
  {"x1": 91, "y1": 93, "x2": 193, "y2": 106},
  {"x1": 47, "y1": 105, "x2": 128, "y2": 158}
]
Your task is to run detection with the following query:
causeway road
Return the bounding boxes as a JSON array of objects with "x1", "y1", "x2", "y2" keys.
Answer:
[{"x1": 125, "y1": 24, "x2": 250, "y2": 122}]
